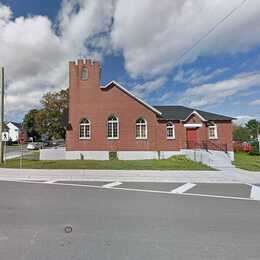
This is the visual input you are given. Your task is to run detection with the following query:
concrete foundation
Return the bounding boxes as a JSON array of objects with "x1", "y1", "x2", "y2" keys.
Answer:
[{"x1": 40, "y1": 149, "x2": 181, "y2": 161}]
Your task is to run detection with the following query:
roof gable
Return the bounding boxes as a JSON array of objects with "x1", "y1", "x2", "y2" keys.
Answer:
[
  {"x1": 7, "y1": 121, "x2": 22, "y2": 129},
  {"x1": 101, "y1": 81, "x2": 162, "y2": 115},
  {"x1": 183, "y1": 110, "x2": 207, "y2": 122}
]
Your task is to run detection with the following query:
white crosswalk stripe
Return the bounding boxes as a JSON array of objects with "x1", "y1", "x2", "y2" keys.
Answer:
[
  {"x1": 170, "y1": 183, "x2": 196, "y2": 194},
  {"x1": 249, "y1": 185, "x2": 260, "y2": 200},
  {"x1": 102, "y1": 181, "x2": 122, "y2": 188},
  {"x1": 45, "y1": 180, "x2": 57, "y2": 184}
]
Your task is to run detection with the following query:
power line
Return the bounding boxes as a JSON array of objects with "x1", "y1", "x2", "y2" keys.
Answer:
[{"x1": 174, "y1": 0, "x2": 248, "y2": 66}]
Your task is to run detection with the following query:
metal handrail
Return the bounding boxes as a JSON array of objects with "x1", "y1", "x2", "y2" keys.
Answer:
[
  {"x1": 206, "y1": 140, "x2": 228, "y2": 153},
  {"x1": 186, "y1": 140, "x2": 227, "y2": 153}
]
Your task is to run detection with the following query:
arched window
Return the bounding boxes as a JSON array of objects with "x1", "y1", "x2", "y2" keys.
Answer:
[
  {"x1": 79, "y1": 118, "x2": 90, "y2": 139},
  {"x1": 136, "y1": 118, "x2": 147, "y2": 139},
  {"x1": 208, "y1": 123, "x2": 218, "y2": 139},
  {"x1": 166, "y1": 122, "x2": 175, "y2": 139},
  {"x1": 80, "y1": 67, "x2": 88, "y2": 80},
  {"x1": 107, "y1": 115, "x2": 119, "y2": 139}
]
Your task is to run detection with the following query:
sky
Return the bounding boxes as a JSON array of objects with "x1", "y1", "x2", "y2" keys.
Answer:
[{"x1": 1, "y1": 0, "x2": 260, "y2": 124}]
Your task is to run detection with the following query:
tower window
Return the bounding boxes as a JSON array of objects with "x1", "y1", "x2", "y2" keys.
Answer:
[{"x1": 80, "y1": 67, "x2": 88, "y2": 80}]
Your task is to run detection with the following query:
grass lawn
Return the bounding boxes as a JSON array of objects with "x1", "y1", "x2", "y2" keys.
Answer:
[
  {"x1": 1, "y1": 154, "x2": 213, "y2": 170},
  {"x1": 233, "y1": 152, "x2": 260, "y2": 171}
]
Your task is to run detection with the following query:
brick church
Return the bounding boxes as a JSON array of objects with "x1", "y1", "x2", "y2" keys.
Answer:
[{"x1": 58, "y1": 59, "x2": 234, "y2": 161}]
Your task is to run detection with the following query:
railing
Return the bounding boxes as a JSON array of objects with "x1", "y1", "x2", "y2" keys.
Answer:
[
  {"x1": 206, "y1": 140, "x2": 228, "y2": 153},
  {"x1": 186, "y1": 141, "x2": 228, "y2": 153}
]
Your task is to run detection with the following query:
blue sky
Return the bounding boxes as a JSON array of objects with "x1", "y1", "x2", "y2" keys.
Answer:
[{"x1": 1, "y1": 0, "x2": 260, "y2": 124}]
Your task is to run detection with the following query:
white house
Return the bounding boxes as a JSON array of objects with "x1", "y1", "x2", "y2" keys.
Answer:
[{"x1": 7, "y1": 122, "x2": 22, "y2": 142}]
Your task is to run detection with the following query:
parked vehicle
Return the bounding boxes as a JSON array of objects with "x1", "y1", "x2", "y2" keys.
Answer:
[
  {"x1": 233, "y1": 141, "x2": 252, "y2": 152},
  {"x1": 42, "y1": 140, "x2": 53, "y2": 147},
  {"x1": 51, "y1": 139, "x2": 65, "y2": 147},
  {"x1": 27, "y1": 142, "x2": 40, "y2": 150}
]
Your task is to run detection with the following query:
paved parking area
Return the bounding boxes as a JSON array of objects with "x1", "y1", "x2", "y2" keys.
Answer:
[{"x1": 16, "y1": 180, "x2": 260, "y2": 201}]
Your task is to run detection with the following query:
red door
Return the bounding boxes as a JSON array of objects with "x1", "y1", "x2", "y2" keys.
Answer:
[{"x1": 186, "y1": 128, "x2": 197, "y2": 149}]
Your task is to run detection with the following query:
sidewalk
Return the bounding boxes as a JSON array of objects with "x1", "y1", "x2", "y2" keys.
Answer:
[{"x1": 0, "y1": 167, "x2": 259, "y2": 183}]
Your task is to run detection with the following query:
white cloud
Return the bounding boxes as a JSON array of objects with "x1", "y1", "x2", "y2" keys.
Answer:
[
  {"x1": 2, "y1": 0, "x2": 260, "y2": 120},
  {"x1": 250, "y1": 99, "x2": 260, "y2": 106},
  {"x1": 0, "y1": 1, "x2": 115, "y2": 121},
  {"x1": 131, "y1": 77, "x2": 166, "y2": 98},
  {"x1": 112, "y1": 0, "x2": 260, "y2": 78},
  {"x1": 234, "y1": 115, "x2": 256, "y2": 126},
  {"x1": 0, "y1": 3, "x2": 11, "y2": 26},
  {"x1": 173, "y1": 68, "x2": 228, "y2": 86},
  {"x1": 178, "y1": 71, "x2": 260, "y2": 107}
]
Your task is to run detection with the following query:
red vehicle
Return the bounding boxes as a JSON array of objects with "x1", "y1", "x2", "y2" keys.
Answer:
[{"x1": 233, "y1": 141, "x2": 252, "y2": 152}]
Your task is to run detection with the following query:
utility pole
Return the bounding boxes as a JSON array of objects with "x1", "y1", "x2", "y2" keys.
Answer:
[{"x1": 0, "y1": 67, "x2": 4, "y2": 164}]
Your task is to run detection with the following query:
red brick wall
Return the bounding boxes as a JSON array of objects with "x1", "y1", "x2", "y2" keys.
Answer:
[{"x1": 66, "y1": 60, "x2": 233, "y2": 152}]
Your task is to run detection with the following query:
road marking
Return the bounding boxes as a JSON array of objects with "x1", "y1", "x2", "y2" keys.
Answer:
[
  {"x1": 248, "y1": 184, "x2": 260, "y2": 200},
  {"x1": 45, "y1": 180, "x2": 57, "y2": 184},
  {"x1": 170, "y1": 183, "x2": 196, "y2": 193},
  {"x1": 102, "y1": 181, "x2": 122, "y2": 188},
  {"x1": 1, "y1": 180, "x2": 259, "y2": 202}
]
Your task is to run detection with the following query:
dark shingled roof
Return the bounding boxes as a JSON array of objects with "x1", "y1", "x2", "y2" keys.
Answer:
[{"x1": 154, "y1": 106, "x2": 234, "y2": 121}]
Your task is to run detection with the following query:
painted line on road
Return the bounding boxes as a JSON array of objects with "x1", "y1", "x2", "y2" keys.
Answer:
[
  {"x1": 3, "y1": 179, "x2": 260, "y2": 202},
  {"x1": 102, "y1": 181, "x2": 122, "y2": 188},
  {"x1": 45, "y1": 180, "x2": 58, "y2": 184},
  {"x1": 247, "y1": 184, "x2": 260, "y2": 200},
  {"x1": 171, "y1": 183, "x2": 196, "y2": 193}
]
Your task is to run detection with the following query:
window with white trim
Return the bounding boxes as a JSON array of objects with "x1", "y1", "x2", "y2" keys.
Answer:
[
  {"x1": 136, "y1": 118, "x2": 147, "y2": 139},
  {"x1": 107, "y1": 115, "x2": 119, "y2": 139},
  {"x1": 166, "y1": 122, "x2": 175, "y2": 139},
  {"x1": 79, "y1": 118, "x2": 90, "y2": 139},
  {"x1": 80, "y1": 67, "x2": 88, "y2": 80},
  {"x1": 208, "y1": 124, "x2": 218, "y2": 139}
]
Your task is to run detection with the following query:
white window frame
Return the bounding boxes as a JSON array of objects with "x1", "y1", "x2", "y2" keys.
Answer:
[
  {"x1": 107, "y1": 115, "x2": 119, "y2": 139},
  {"x1": 208, "y1": 124, "x2": 218, "y2": 139},
  {"x1": 166, "y1": 122, "x2": 175, "y2": 139},
  {"x1": 79, "y1": 118, "x2": 91, "y2": 139},
  {"x1": 136, "y1": 118, "x2": 147, "y2": 139}
]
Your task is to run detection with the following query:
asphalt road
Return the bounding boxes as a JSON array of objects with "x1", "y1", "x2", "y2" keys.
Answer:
[
  {"x1": 6, "y1": 145, "x2": 25, "y2": 158},
  {"x1": 0, "y1": 181, "x2": 260, "y2": 260}
]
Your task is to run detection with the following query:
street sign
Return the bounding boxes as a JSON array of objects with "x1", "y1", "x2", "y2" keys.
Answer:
[
  {"x1": 1, "y1": 131, "x2": 9, "y2": 142},
  {"x1": 19, "y1": 130, "x2": 25, "y2": 144}
]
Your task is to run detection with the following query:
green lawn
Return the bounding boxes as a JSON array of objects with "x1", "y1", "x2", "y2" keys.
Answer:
[
  {"x1": 233, "y1": 152, "x2": 260, "y2": 171},
  {"x1": 1, "y1": 155, "x2": 213, "y2": 170}
]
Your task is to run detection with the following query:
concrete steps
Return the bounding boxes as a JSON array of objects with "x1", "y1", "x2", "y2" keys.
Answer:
[{"x1": 182, "y1": 149, "x2": 234, "y2": 169}]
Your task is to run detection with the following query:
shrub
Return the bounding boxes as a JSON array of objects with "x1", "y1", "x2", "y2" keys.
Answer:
[{"x1": 249, "y1": 141, "x2": 260, "y2": 156}]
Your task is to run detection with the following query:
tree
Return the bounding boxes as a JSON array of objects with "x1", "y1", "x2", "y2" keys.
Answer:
[
  {"x1": 23, "y1": 89, "x2": 69, "y2": 140},
  {"x1": 39, "y1": 89, "x2": 69, "y2": 139},
  {"x1": 22, "y1": 109, "x2": 41, "y2": 140},
  {"x1": 233, "y1": 125, "x2": 250, "y2": 142},
  {"x1": 245, "y1": 119, "x2": 260, "y2": 139}
]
